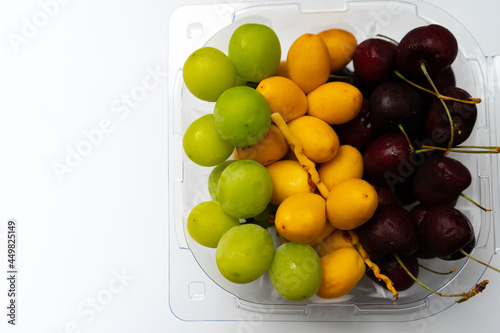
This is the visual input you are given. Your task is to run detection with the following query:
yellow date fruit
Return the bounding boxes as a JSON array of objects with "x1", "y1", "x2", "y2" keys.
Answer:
[
  {"x1": 287, "y1": 33, "x2": 331, "y2": 94},
  {"x1": 318, "y1": 29, "x2": 358, "y2": 73},
  {"x1": 316, "y1": 247, "x2": 366, "y2": 299},
  {"x1": 326, "y1": 178, "x2": 378, "y2": 230},
  {"x1": 275, "y1": 193, "x2": 326, "y2": 244},
  {"x1": 307, "y1": 81, "x2": 363, "y2": 125}
]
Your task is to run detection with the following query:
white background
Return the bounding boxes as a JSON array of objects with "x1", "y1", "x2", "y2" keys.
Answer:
[{"x1": 1, "y1": 0, "x2": 500, "y2": 332}]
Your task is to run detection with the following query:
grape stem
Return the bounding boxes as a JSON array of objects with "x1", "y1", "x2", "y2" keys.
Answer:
[
  {"x1": 271, "y1": 112, "x2": 330, "y2": 199},
  {"x1": 393, "y1": 253, "x2": 488, "y2": 303}
]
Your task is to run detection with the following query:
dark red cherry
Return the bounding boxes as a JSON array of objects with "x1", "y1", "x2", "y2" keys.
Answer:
[
  {"x1": 333, "y1": 98, "x2": 376, "y2": 152},
  {"x1": 396, "y1": 24, "x2": 458, "y2": 79},
  {"x1": 363, "y1": 131, "x2": 417, "y2": 189},
  {"x1": 356, "y1": 204, "x2": 419, "y2": 259},
  {"x1": 424, "y1": 86, "x2": 477, "y2": 147},
  {"x1": 412, "y1": 155, "x2": 471, "y2": 207},
  {"x1": 353, "y1": 38, "x2": 397, "y2": 84},
  {"x1": 409, "y1": 204, "x2": 436, "y2": 259},
  {"x1": 419, "y1": 206, "x2": 475, "y2": 260},
  {"x1": 367, "y1": 255, "x2": 419, "y2": 291},
  {"x1": 368, "y1": 81, "x2": 426, "y2": 134}
]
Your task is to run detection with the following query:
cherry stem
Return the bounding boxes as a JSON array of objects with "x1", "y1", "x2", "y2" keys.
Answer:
[
  {"x1": 329, "y1": 73, "x2": 355, "y2": 80},
  {"x1": 456, "y1": 281, "x2": 489, "y2": 303},
  {"x1": 398, "y1": 124, "x2": 415, "y2": 152},
  {"x1": 413, "y1": 148, "x2": 435, "y2": 154},
  {"x1": 393, "y1": 253, "x2": 488, "y2": 303},
  {"x1": 419, "y1": 264, "x2": 456, "y2": 275},
  {"x1": 460, "y1": 193, "x2": 492, "y2": 212},
  {"x1": 393, "y1": 253, "x2": 444, "y2": 296},
  {"x1": 394, "y1": 70, "x2": 481, "y2": 105},
  {"x1": 418, "y1": 145, "x2": 500, "y2": 154},
  {"x1": 459, "y1": 248, "x2": 500, "y2": 273},
  {"x1": 375, "y1": 33, "x2": 399, "y2": 45},
  {"x1": 419, "y1": 61, "x2": 455, "y2": 154}
]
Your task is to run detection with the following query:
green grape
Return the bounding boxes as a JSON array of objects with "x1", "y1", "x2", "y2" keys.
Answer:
[
  {"x1": 183, "y1": 114, "x2": 234, "y2": 167},
  {"x1": 183, "y1": 46, "x2": 236, "y2": 102},
  {"x1": 228, "y1": 23, "x2": 281, "y2": 83},
  {"x1": 187, "y1": 201, "x2": 240, "y2": 248},
  {"x1": 216, "y1": 223, "x2": 274, "y2": 284},
  {"x1": 269, "y1": 242, "x2": 323, "y2": 302},
  {"x1": 217, "y1": 160, "x2": 273, "y2": 219},
  {"x1": 214, "y1": 86, "x2": 271, "y2": 147},
  {"x1": 208, "y1": 160, "x2": 236, "y2": 201}
]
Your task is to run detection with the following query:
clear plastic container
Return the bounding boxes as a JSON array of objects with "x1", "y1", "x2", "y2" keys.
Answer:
[{"x1": 167, "y1": 0, "x2": 500, "y2": 322}]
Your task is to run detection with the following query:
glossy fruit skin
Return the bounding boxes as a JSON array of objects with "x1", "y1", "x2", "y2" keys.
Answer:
[
  {"x1": 333, "y1": 98, "x2": 376, "y2": 152},
  {"x1": 266, "y1": 160, "x2": 315, "y2": 205},
  {"x1": 183, "y1": 47, "x2": 236, "y2": 102},
  {"x1": 368, "y1": 81, "x2": 426, "y2": 134},
  {"x1": 287, "y1": 33, "x2": 331, "y2": 94},
  {"x1": 318, "y1": 28, "x2": 358, "y2": 73},
  {"x1": 275, "y1": 193, "x2": 326, "y2": 244},
  {"x1": 256, "y1": 76, "x2": 308, "y2": 122},
  {"x1": 228, "y1": 23, "x2": 281, "y2": 83},
  {"x1": 214, "y1": 86, "x2": 271, "y2": 147},
  {"x1": 317, "y1": 229, "x2": 354, "y2": 257},
  {"x1": 362, "y1": 131, "x2": 416, "y2": 189},
  {"x1": 308, "y1": 222, "x2": 335, "y2": 247},
  {"x1": 367, "y1": 255, "x2": 419, "y2": 291},
  {"x1": 408, "y1": 203, "x2": 436, "y2": 259},
  {"x1": 236, "y1": 124, "x2": 288, "y2": 166},
  {"x1": 318, "y1": 145, "x2": 364, "y2": 191},
  {"x1": 316, "y1": 247, "x2": 366, "y2": 299},
  {"x1": 396, "y1": 24, "x2": 458, "y2": 78},
  {"x1": 208, "y1": 160, "x2": 236, "y2": 201},
  {"x1": 355, "y1": 204, "x2": 419, "y2": 259},
  {"x1": 216, "y1": 224, "x2": 274, "y2": 284},
  {"x1": 372, "y1": 183, "x2": 401, "y2": 207},
  {"x1": 187, "y1": 201, "x2": 240, "y2": 248},
  {"x1": 288, "y1": 116, "x2": 340, "y2": 163},
  {"x1": 307, "y1": 81, "x2": 363, "y2": 125},
  {"x1": 326, "y1": 178, "x2": 379, "y2": 230},
  {"x1": 424, "y1": 86, "x2": 478, "y2": 147},
  {"x1": 412, "y1": 155, "x2": 471, "y2": 207},
  {"x1": 183, "y1": 114, "x2": 235, "y2": 167},
  {"x1": 217, "y1": 160, "x2": 273, "y2": 219},
  {"x1": 269, "y1": 242, "x2": 323, "y2": 301},
  {"x1": 419, "y1": 206, "x2": 475, "y2": 260},
  {"x1": 353, "y1": 38, "x2": 397, "y2": 84}
]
